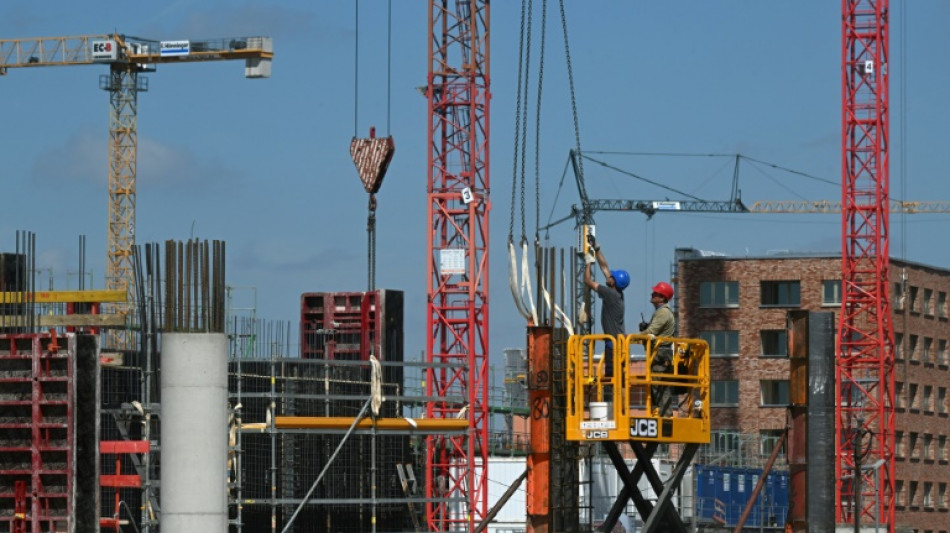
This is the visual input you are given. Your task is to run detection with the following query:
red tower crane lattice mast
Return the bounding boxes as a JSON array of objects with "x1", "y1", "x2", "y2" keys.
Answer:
[
  {"x1": 424, "y1": 1, "x2": 490, "y2": 531},
  {"x1": 837, "y1": 0, "x2": 895, "y2": 530}
]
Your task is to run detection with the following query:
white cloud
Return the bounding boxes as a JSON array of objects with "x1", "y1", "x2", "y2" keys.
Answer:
[
  {"x1": 29, "y1": 127, "x2": 241, "y2": 190},
  {"x1": 30, "y1": 127, "x2": 106, "y2": 186}
]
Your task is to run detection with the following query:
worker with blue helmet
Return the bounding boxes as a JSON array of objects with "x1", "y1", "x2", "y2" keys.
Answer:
[
  {"x1": 583, "y1": 235, "x2": 628, "y2": 378},
  {"x1": 610, "y1": 269, "x2": 630, "y2": 291}
]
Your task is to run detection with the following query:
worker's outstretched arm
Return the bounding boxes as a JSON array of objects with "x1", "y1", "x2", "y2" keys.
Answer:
[
  {"x1": 583, "y1": 259, "x2": 597, "y2": 290},
  {"x1": 595, "y1": 248, "x2": 611, "y2": 279}
]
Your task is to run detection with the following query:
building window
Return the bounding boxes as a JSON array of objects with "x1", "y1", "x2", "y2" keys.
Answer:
[
  {"x1": 910, "y1": 286, "x2": 919, "y2": 313},
  {"x1": 711, "y1": 380, "x2": 739, "y2": 406},
  {"x1": 760, "y1": 280, "x2": 801, "y2": 307},
  {"x1": 710, "y1": 430, "x2": 742, "y2": 457},
  {"x1": 939, "y1": 436, "x2": 947, "y2": 462},
  {"x1": 910, "y1": 432, "x2": 919, "y2": 459},
  {"x1": 701, "y1": 330, "x2": 739, "y2": 357},
  {"x1": 923, "y1": 337, "x2": 933, "y2": 365},
  {"x1": 909, "y1": 481, "x2": 919, "y2": 507},
  {"x1": 895, "y1": 332, "x2": 904, "y2": 360},
  {"x1": 894, "y1": 282, "x2": 905, "y2": 311},
  {"x1": 822, "y1": 280, "x2": 841, "y2": 305},
  {"x1": 909, "y1": 334, "x2": 919, "y2": 362},
  {"x1": 896, "y1": 480, "x2": 905, "y2": 507},
  {"x1": 759, "y1": 429, "x2": 785, "y2": 457},
  {"x1": 896, "y1": 382, "x2": 906, "y2": 410},
  {"x1": 909, "y1": 384, "x2": 919, "y2": 411},
  {"x1": 700, "y1": 281, "x2": 739, "y2": 308},
  {"x1": 923, "y1": 385, "x2": 933, "y2": 413},
  {"x1": 939, "y1": 291, "x2": 947, "y2": 318},
  {"x1": 939, "y1": 339, "x2": 948, "y2": 366},
  {"x1": 924, "y1": 288, "x2": 934, "y2": 316},
  {"x1": 939, "y1": 483, "x2": 947, "y2": 510},
  {"x1": 896, "y1": 431, "x2": 904, "y2": 458},
  {"x1": 938, "y1": 387, "x2": 946, "y2": 415},
  {"x1": 924, "y1": 482, "x2": 933, "y2": 508},
  {"x1": 924, "y1": 433, "x2": 933, "y2": 461},
  {"x1": 760, "y1": 380, "x2": 789, "y2": 407},
  {"x1": 760, "y1": 330, "x2": 788, "y2": 357}
]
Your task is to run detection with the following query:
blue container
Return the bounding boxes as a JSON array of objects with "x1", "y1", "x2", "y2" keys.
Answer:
[{"x1": 693, "y1": 465, "x2": 789, "y2": 527}]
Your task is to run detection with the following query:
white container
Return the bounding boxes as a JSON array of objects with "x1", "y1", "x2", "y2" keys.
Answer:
[{"x1": 590, "y1": 401, "x2": 609, "y2": 420}]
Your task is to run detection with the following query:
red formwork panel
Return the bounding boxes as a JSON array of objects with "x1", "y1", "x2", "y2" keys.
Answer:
[
  {"x1": 0, "y1": 333, "x2": 73, "y2": 533},
  {"x1": 100, "y1": 440, "x2": 149, "y2": 532},
  {"x1": 299, "y1": 289, "x2": 403, "y2": 362}
]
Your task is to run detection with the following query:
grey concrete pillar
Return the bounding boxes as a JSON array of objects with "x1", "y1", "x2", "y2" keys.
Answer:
[{"x1": 160, "y1": 333, "x2": 228, "y2": 532}]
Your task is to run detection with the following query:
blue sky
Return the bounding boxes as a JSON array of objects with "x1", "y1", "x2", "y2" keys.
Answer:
[{"x1": 3, "y1": 1, "x2": 950, "y2": 366}]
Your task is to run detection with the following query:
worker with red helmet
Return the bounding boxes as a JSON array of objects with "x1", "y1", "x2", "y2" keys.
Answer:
[
  {"x1": 639, "y1": 281, "x2": 675, "y2": 337},
  {"x1": 639, "y1": 281, "x2": 677, "y2": 416},
  {"x1": 583, "y1": 235, "x2": 628, "y2": 378}
]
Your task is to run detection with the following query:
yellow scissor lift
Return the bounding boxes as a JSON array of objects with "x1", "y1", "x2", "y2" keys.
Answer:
[{"x1": 567, "y1": 333, "x2": 711, "y2": 532}]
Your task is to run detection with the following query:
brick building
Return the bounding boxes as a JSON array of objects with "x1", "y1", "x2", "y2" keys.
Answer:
[{"x1": 674, "y1": 247, "x2": 950, "y2": 532}]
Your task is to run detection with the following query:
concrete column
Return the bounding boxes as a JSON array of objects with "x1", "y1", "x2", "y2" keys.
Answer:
[{"x1": 160, "y1": 333, "x2": 228, "y2": 532}]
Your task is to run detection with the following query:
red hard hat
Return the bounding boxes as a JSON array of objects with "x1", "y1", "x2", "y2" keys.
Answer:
[{"x1": 652, "y1": 282, "x2": 674, "y2": 300}]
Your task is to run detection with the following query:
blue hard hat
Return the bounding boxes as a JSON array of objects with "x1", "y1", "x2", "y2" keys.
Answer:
[{"x1": 610, "y1": 269, "x2": 630, "y2": 290}]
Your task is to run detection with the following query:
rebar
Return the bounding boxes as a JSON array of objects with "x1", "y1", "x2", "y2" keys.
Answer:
[{"x1": 162, "y1": 239, "x2": 225, "y2": 333}]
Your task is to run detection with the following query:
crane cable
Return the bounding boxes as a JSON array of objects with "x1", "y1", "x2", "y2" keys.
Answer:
[
  {"x1": 506, "y1": 0, "x2": 576, "y2": 334},
  {"x1": 556, "y1": 0, "x2": 589, "y2": 332},
  {"x1": 354, "y1": 0, "x2": 393, "y2": 292},
  {"x1": 558, "y1": 0, "x2": 586, "y2": 200},
  {"x1": 533, "y1": 0, "x2": 574, "y2": 336},
  {"x1": 508, "y1": 0, "x2": 538, "y2": 325}
]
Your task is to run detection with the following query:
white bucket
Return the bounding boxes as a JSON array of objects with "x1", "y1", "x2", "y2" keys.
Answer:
[{"x1": 590, "y1": 401, "x2": 609, "y2": 421}]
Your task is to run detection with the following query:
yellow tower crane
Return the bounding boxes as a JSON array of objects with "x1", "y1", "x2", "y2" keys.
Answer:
[{"x1": 0, "y1": 33, "x2": 272, "y2": 347}]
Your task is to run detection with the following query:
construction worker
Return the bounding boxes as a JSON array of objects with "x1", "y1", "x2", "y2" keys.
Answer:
[
  {"x1": 583, "y1": 235, "x2": 629, "y2": 378},
  {"x1": 639, "y1": 281, "x2": 676, "y2": 416}
]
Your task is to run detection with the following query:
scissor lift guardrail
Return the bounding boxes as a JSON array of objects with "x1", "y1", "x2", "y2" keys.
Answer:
[{"x1": 567, "y1": 333, "x2": 711, "y2": 443}]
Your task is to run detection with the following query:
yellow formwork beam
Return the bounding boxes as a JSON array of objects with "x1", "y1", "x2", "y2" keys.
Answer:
[
  {"x1": 0, "y1": 290, "x2": 126, "y2": 303},
  {"x1": 275, "y1": 416, "x2": 470, "y2": 432}
]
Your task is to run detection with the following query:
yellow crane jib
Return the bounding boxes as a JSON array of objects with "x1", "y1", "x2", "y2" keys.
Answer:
[
  {"x1": 566, "y1": 333, "x2": 711, "y2": 444},
  {"x1": 0, "y1": 33, "x2": 273, "y2": 77}
]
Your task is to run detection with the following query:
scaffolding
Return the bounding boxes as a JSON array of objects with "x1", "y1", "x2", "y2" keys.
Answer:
[
  {"x1": 229, "y1": 317, "x2": 418, "y2": 533},
  {"x1": 3, "y1": 233, "x2": 795, "y2": 532}
]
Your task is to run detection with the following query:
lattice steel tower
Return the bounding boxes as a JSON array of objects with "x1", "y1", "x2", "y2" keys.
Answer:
[
  {"x1": 424, "y1": 1, "x2": 491, "y2": 530},
  {"x1": 103, "y1": 63, "x2": 145, "y2": 328},
  {"x1": 837, "y1": 1, "x2": 895, "y2": 530}
]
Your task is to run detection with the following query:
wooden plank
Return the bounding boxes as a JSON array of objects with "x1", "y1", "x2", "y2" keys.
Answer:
[
  {"x1": 0, "y1": 314, "x2": 126, "y2": 327},
  {"x1": 0, "y1": 290, "x2": 125, "y2": 303}
]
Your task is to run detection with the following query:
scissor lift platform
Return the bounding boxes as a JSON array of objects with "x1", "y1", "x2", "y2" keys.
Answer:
[{"x1": 566, "y1": 333, "x2": 711, "y2": 532}]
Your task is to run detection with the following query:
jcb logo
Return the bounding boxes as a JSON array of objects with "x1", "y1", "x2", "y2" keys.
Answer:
[
  {"x1": 629, "y1": 418, "x2": 658, "y2": 438},
  {"x1": 585, "y1": 431, "x2": 608, "y2": 440},
  {"x1": 93, "y1": 42, "x2": 112, "y2": 53}
]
